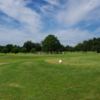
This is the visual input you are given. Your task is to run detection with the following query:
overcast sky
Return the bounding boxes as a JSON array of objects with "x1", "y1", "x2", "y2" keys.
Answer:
[{"x1": 0, "y1": 0, "x2": 100, "y2": 46}]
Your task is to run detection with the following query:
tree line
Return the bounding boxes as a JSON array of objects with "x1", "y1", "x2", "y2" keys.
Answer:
[
  {"x1": 74, "y1": 38, "x2": 100, "y2": 53},
  {"x1": 0, "y1": 35, "x2": 100, "y2": 53}
]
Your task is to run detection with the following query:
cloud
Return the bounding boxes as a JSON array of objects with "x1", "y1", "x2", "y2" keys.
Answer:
[
  {"x1": 57, "y1": 0, "x2": 100, "y2": 26},
  {"x1": 0, "y1": 0, "x2": 44, "y2": 45},
  {"x1": 0, "y1": 25, "x2": 43, "y2": 46},
  {"x1": 0, "y1": 0, "x2": 100, "y2": 46},
  {"x1": 44, "y1": 0, "x2": 60, "y2": 6},
  {"x1": 0, "y1": 0, "x2": 42, "y2": 33},
  {"x1": 54, "y1": 28, "x2": 97, "y2": 46},
  {"x1": 0, "y1": 25, "x2": 26, "y2": 45}
]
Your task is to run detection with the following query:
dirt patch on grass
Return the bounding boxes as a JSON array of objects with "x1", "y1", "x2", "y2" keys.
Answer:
[
  {"x1": 0, "y1": 63, "x2": 8, "y2": 65},
  {"x1": 45, "y1": 59, "x2": 98, "y2": 68},
  {"x1": 8, "y1": 83, "x2": 22, "y2": 88}
]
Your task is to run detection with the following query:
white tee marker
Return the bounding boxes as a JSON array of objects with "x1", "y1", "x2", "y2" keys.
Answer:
[{"x1": 59, "y1": 59, "x2": 62, "y2": 64}]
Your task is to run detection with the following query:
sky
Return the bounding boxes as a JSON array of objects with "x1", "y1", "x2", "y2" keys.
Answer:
[{"x1": 0, "y1": 0, "x2": 100, "y2": 46}]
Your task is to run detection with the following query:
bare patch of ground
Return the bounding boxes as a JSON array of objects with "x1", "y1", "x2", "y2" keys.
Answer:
[
  {"x1": 45, "y1": 59, "x2": 99, "y2": 68},
  {"x1": 0, "y1": 63, "x2": 8, "y2": 65},
  {"x1": 8, "y1": 83, "x2": 22, "y2": 88}
]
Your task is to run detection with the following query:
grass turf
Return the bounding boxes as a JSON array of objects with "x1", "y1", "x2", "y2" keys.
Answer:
[{"x1": 0, "y1": 52, "x2": 100, "y2": 100}]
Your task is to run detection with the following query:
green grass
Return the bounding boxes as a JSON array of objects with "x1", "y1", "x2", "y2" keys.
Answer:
[{"x1": 0, "y1": 52, "x2": 100, "y2": 100}]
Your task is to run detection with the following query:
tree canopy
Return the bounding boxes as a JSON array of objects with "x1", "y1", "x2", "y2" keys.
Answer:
[
  {"x1": 42, "y1": 35, "x2": 63, "y2": 53},
  {"x1": 75, "y1": 38, "x2": 100, "y2": 53}
]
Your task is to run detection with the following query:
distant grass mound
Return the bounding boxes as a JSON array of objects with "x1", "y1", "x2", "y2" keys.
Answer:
[{"x1": 0, "y1": 52, "x2": 100, "y2": 100}]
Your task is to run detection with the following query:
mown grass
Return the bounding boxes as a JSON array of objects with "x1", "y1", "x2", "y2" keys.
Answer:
[{"x1": 0, "y1": 52, "x2": 100, "y2": 100}]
